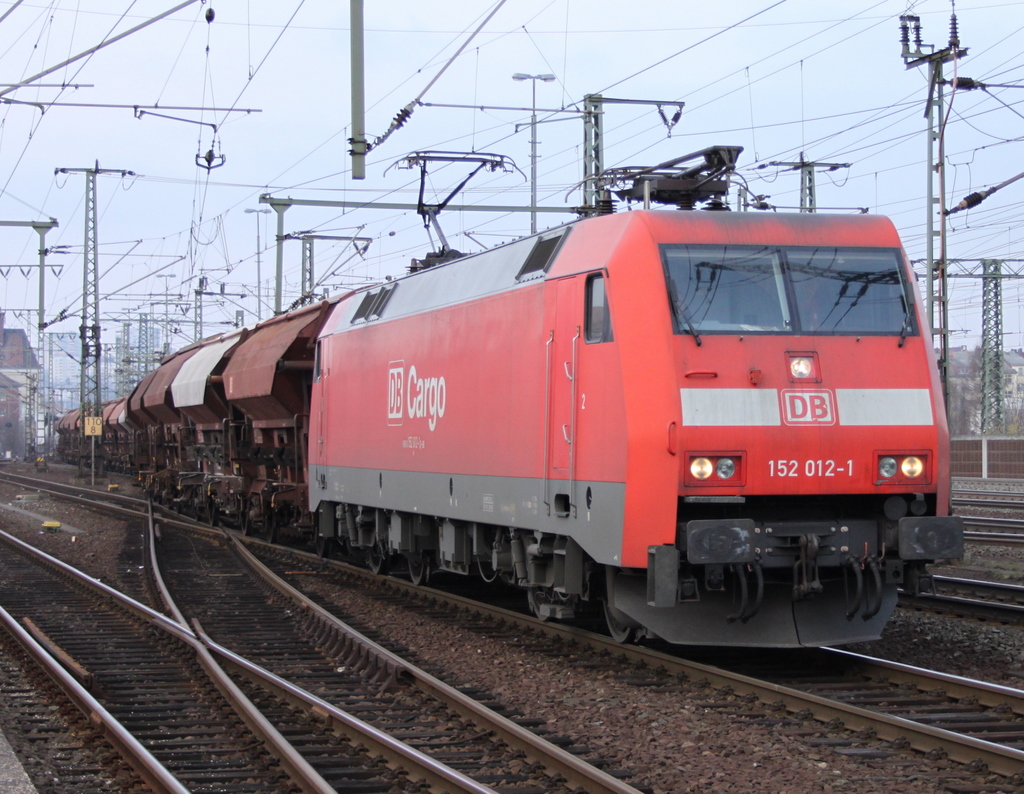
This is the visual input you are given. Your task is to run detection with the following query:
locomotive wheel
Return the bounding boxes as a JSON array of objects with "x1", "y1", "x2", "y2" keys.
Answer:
[
  {"x1": 314, "y1": 534, "x2": 332, "y2": 558},
  {"x1": 367, "y1": 543, "x2": 390, "y2": 575},
  {"x1": 603, "y1": 601, "x2": 638, "y2": 644},
  {"x1": 405, "y1": 552, "x2": 428, "y2": 586}
]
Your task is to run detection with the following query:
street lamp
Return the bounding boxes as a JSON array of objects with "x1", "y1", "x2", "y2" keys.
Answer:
[
  {"x1": 245, "y1": 208, "x2": 272, "y2": 321},
  {"x1": 512, "y1": 72, "x2": 555, "y2": 234}
]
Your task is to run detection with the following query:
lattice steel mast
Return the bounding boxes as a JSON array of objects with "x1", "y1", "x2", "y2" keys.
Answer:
[
  {"x1": 980, "y1": 259, "x2": 1005, "y2": 433},
  {"x1": 54, "y1": 162, "x2": 133, "y2": 476}
]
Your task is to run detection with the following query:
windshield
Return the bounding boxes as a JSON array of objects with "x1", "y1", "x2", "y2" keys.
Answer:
[{"x1": 661, "y1": 244, "x2": 914, "y2": 336}]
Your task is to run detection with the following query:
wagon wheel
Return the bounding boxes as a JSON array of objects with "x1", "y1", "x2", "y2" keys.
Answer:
[
  {"x1": 241, "y1": 495, "x2": 263, "y2": 538},
  {"x1": 263, "y1": 511, "x2": 279, "y2": 544},
  {"x1": 405, "y1": 552, "x2": 429, "y2": 586},
  {"x1": 603, "y1": 600, "x2": 638, "y2": 644}
]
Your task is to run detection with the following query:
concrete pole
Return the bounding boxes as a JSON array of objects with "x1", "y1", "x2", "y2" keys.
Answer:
[{"x1": 273, "y1": 203, "x2": 289, "y2": 314}]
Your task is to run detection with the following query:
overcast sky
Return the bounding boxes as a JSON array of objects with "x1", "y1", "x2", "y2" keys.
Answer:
[{"x1": 0, "y1": 0, "x2": 1023, "y2": 370}]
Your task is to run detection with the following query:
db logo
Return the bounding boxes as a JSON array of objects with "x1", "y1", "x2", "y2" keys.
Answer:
[
  {"x1": 387, "y1": 362, "x2": 404, "y2": 425},
  {"x1": 782, "y1": 390, "x2": 835, "y2": 425}
]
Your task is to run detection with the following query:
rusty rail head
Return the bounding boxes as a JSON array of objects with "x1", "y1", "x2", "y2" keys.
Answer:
[{"x1": 21, "y1": 617, "x2": 94, "y2": 690}]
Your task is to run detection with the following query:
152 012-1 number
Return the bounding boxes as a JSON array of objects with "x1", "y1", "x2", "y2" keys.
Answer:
[{"x1": 769, "y1": 459, "x2": 854, "y2": 477}]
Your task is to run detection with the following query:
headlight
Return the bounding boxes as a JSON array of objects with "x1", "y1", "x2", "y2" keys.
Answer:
[
  {"x1": 876, "y1": 452, "x2": 929, "y2": 484},
  {"x1": 690, "y1": 457, "x2": 713, "y2": 480},
  {"x1": 790, "y1": 356, "x2": 814, "y2": 379},
  {"x1": 901, "y1": 456, "x2": 924, "y2": 478},
  {"x1": 687, "y1": 453, "x2": 744, "y2": 486}
]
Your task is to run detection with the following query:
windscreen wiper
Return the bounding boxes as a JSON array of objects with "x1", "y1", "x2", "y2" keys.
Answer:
[
  {"x1": 668, "y1": 278, "x2": 702, "y2": 346},
  {"x1": 898, "y1": 301, "x2": 913, "y2": 348}
]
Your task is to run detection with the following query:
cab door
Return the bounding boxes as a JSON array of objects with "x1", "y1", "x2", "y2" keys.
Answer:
[
  {"x1": 545, "y1": 277, "x2": 581, "y2": 517},
  {"x1": 312, "y1": 337, "x2": 328, "y2": 478}
]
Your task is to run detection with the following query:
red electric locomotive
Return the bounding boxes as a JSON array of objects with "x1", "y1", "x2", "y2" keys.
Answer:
[{"x1": 308, "y1": 206, "x2": 963, "y2": 647}]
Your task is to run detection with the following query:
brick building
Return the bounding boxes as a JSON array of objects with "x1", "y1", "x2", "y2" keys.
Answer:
[
  {"x1": 0, "y1": 311, "x2": 39, "y2": 457},
  {"x1": 0, "y1": 370, "x2": 19, "y2": 456}
]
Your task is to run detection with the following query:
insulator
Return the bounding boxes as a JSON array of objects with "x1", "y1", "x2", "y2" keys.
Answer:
[
  {"x1": 912, "y1": 17, "x2": 923, "y2": 48},
  {"x1": 962, "y1": 191, "x2": 983, "y2": 209},
  {"x1": 393, "y1": 107, "x2": 412, "y2": 129},
  {"x1": 952, "y1": 77, "x2": 978, "y2": 90},
  {"x1": 949, "y1": 13, "x2": 959, "y2": 48},
  {"x1": 899, "y1": 17, "x2": 910, "y2": 46}
]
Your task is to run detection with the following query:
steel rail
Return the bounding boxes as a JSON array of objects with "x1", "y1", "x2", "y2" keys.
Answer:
[
  {"x1": 964, "y1": 530, "x2": 1024, "y2": 546},
  {"x1": 826, "y1": 646, "x2": 1024, "y2": 715},
  {"x1": 0, "y1": 602, "x2": 190, "y2": 794},
  {"x1": 146, "y1": 513, "x2": 503, "y2": 794},
  {"x1": 1, "y1": 524, "x2": 335, "y2": 794},
  {"x1": 194, "y1": 625, "x2": 498, "y2": 794},
  {"x1": 898, "y1": 575, "x2": 1024, "y2": 621},
  {"x1": 899, "y1": 592, "x2": 1024, "y2": 622},
  {"x1": 962, "y1": 515, "x2": 1024, "y2": 531},
  {"x1": 935, "y1": 574, "x2": 1024, "y2": 593},
  {"x1": 227, "y1": 535, "x2": 646, "y2": 794},
  {"x1": 282, "y1": 549, "x2": 1024, "y2": 778},
  {"x1": 932, "y1": 575, "x2": 1024, "y2": 598},
  {"x1": 12, "y1": 471, "x2": 1023, "y2": 778},
  {"x1": 0, "y1": 469, "x2": 146, "y2": 508},
  {"x1": 0, "y1": 471, "x2": 147, "y2": 520}
]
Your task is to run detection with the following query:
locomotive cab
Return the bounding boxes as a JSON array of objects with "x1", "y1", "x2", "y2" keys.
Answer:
[{"x1": 605, "y1": 212, "x2": 964, "y2": 645}]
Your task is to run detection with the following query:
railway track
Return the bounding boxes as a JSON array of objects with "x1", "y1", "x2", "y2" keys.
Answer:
[
  {"x1": 0, "y1": 526, "x2": 289, "y2": 792},
  {"x1": 0, "y1": 473, "x2": 648, "y2": 794},
  {"x1": 4, "y1": 468, "x2": 1024, "y2": 786},
  {"x1": 0, "y1": 467, "x2": 148, "y2": 516},
  {"x1": 251, "y1": 546, "x2": 1024, "y2": 781},
  {"x1": 153, "y1": 520, "x2": 644, "y2": 794},
  {"x1": 0, "y1": 517, "x2": 520, "y2": 793},
  {"x1": 899, "y1": 576, "x2": 1024, "y2": 624}
]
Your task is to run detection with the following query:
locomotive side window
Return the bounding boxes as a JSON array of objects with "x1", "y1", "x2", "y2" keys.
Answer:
[
  {"x1": 585, "y1": 273, "x2": 613, "y2": 343},
  {"x1": 661, "y1": 244, "x2": 914, "y2": 337}
]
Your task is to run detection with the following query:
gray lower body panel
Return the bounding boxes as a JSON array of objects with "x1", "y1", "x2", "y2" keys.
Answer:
[{"x1": 309, "y1": 463, "x2": 628, "y2": 565}]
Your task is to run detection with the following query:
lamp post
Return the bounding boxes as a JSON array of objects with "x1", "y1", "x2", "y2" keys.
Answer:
[
  {"x1": 512, "y1": 72, "x2": 555, "y2": 234},
  {"x1": 245, "y1": 208, "x2": 272, "y2": 320}
]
